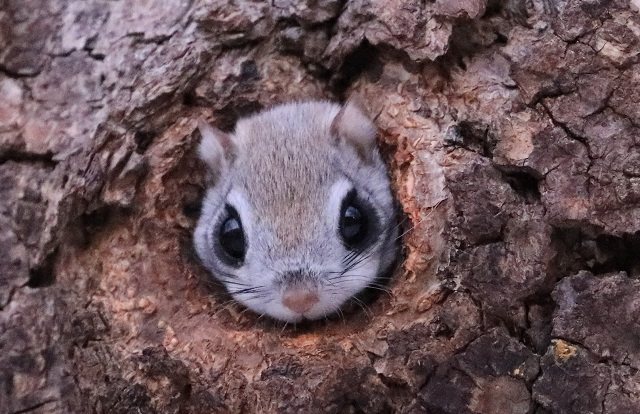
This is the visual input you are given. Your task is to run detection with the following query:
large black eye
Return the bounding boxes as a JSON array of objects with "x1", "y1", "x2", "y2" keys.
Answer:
[
  {"x1": 340, "y1": 191, "x2": 369, "y2": 248},
  {"x1": 218, "y1": 206, "x2": 246, "y2": 263}
]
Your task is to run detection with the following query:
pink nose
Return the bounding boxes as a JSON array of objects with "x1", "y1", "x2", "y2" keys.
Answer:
[{"x1": 282, "y1": 288, "x2": 319, "y2": 314}]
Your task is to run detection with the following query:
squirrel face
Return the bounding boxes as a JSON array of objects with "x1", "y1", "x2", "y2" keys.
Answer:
[{"x1": 194, "y1": 101, "x2": 399, "y2": 322}]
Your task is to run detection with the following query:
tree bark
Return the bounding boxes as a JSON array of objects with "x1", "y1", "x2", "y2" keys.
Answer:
[{"x1": 1, "y1": 0, "x2": 639, "y2": 413}]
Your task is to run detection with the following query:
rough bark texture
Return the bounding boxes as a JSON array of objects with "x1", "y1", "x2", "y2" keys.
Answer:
[{"x1": 2, "y1": 0, "x2": 640, "y2": 413}]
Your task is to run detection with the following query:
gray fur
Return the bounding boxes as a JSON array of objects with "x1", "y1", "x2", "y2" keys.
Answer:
[{"x1": 194, "y1": 101, "x2": 399, "y2": 322}]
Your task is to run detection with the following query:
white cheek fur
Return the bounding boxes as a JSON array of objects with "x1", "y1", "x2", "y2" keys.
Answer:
[
  {"x1": 201, "y1": 186, "x2": 389, "y2": 323},
  {"x1": 222, "y1": 248, "x2": 381, "y2": 323},
  {"x1": 311, "y1": 255, "x2": 381, "y2": 319},
  {"x1": 212, "y1": 178, "x2": 388, "y2": 323}
]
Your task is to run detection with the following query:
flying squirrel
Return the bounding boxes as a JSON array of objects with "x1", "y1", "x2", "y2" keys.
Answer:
[{"x1": 194, "y1": 100, "x2": 399, "y2": 322}]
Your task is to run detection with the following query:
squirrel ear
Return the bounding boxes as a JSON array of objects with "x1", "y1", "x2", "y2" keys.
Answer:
[
  {"x1": 330, "y1": 96, "x2": 378, "y2": 163},
  {"x1": 197, "y1": 118, "x2": 235, "y2": 179}
]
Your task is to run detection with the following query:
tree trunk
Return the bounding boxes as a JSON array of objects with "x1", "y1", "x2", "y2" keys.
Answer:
[{"x1": 2, "y1": 0, "x2": 639, "y2": 413}]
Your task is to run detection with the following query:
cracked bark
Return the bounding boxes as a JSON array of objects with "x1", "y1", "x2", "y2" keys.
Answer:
[{"x1": 1, "y1": 0, "x2": 640, "y2": 413}]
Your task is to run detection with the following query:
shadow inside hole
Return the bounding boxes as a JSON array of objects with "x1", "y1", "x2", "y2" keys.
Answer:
[
  {"x1": 134, "y1": 130, "x2": 157, "y2": 153},
  {"x1": 214, "y1": 99, "x2": 264, "y2": 132},
  {"x1": 498, "y1": 167, "x2": 541, "y2": 203},
  {"x1": 444, "y1": 121, "x2": 497, "y2": 158},
  {"x1": 330, "y1": 39, "x2": 383, "y2": 99},
  {"x1": 27, "y1": 249, "x2": 57, "y2": 288},
  {"x1": 551, "y1": 226, "x2": 640, "y2": 278},
  {"x1": 592, "y1": 232, "x2": 640, "y2": 277}
]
